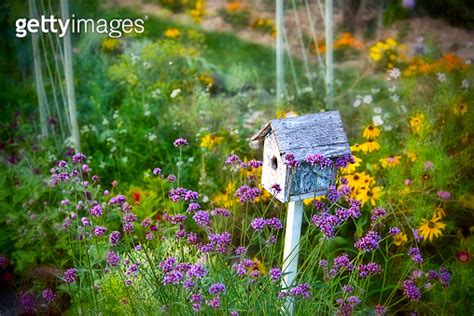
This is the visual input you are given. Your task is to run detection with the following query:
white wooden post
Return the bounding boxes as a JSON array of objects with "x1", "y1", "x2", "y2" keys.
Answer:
[
  {"x1": 29, "y1": 0, "x2": 48, "y2": 138},
  {"x1": 276, "y1": 0, "x2": 285, "y2": 103},
  {"x1": 61, "y1": 0, "x2": 81, "y2": 151},
  {"x1": 325, "y1": 0, "x2": 334, "y2": 110},
  {"x1": 282, "y1": 200, "x2": 304, "y2": 315}
]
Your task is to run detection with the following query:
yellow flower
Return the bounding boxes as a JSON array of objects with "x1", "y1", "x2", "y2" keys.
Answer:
[
  {"x1": 341, "y1": 155, "x2": 362, "y2": 174},
  {"x1": 251, "y1": 257, "x2": 267, "y2": 275},
  {"x1": 434, "y1": 207, "x2": 446, "y2": 218},
  {"x1": 356, "y1": 186, "x2": 382, "y2": 206},
  {"x1": 254, "y1": 186, "x2": 271, "y2": 203},
  {"x1": 213, "y1": 182, "x2": 235, "y2": 208},
  {"x1": 386, "y1": 38, "x2": 398, "y2": 48},
  {"x1": 304, "y1": 196, "x2": 324, "y2": 205},
  {"x1": 410, "y1": 113, "x2": 425, "y2": 134},
  {"x1": 393, "y1": 232, "x2": 408, "y2": 246},
  {"x1": 380, "y1": 155, "x2": 401, "y2": 168},
  {"x1": 360, "y1": 140, "x2": 381, "y2": 153},
  {"x1": 276, "y1": 111, "x2": 299, "y2": 119},
  {"x1": 350, "y1": 143, "x2": 362, "y2": 152},
  {"x1": 453, "y1": 102, "x2": 468, "y2": 116},
  {"x1": 101, "y1": 38, "x2": 121, "y2": 53},
  {"x1": 200, "y1": 134, "x2": 223, "y2": 149},
  {"x1": 346, "y1": 172, "x2": 375, "y2": 193},
  {"x1": 405, "y1": 151, "x2": 417, "y2": 162},
  {"x1": 363, "y1": 124, "x2": 381, "y2": 140},
  {"x1": 419, "y1": 215, "x2": 446, "y2": 242},
  {"x1": 164, "y1": 28, "x2": 181, "y2": 39}
]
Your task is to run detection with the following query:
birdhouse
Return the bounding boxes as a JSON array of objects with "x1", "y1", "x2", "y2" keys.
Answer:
[{"x1": 251, "y1": 111, "x2": 351, "y2": 203}]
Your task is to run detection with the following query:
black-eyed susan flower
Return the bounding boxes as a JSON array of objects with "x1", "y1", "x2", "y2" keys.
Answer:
[
  {"x1": 410, "y1": 113, "x2": 425, "y2": 134},
  {"x1": 363, "y1": 124, "x2": 380, "y2": 140},
  {"x1": 164, "y1": 28, "x2": 181, "y2": 39},
  {"x1": 356, "y1": 186, "x2": 382, "y2": 206},
  {"x1": 453, "y1": 101, "x2": 468, "y2": 116},
  {"x1": 418, "y1": 215, "x2": 446, "y2": 242},
  {"x1": 200, "y1": 134, "x2": 223, "y2": 149},
  {"x1": 393, "y1": 232, "x2": 408, "y2": 246},
  {"x1": 341, "y1": 155, "x2": 362, "y2": 174},
  {"x1": 360, "y1": 139, "x2": 381, "y2": 153},
  {"x1": 380, "y1": 155, "x2": 401, "y2": 168}
]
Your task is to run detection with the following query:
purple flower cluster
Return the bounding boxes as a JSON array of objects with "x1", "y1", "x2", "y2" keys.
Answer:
[
  {"x1": 283, "y1": 153, "x2": 300, "y2": 168},
  {"x1": 402, "y1": 279, "x2": 421, "y2": 301},
  {"x1": 64, "y1": 268, "x2": 77, "y2": 283},
  {"x1": 358, "y1": 262, "x2": 382, "y2": 278},
  {"x1": 289, "y1": 283, "x2": 311, "y2": 299},
  {"x1": 269, "y1": 268, "x2": 282, "y2": 282},
  {"x1": 374, "y1": 304, "x2": 386, "y2": 315},
  {"x1": 354, "y1": 231, "x2": 381, "y2": 252},
  {"x1": 109, "y1": 231, "x2": 120, "y2": 246},
  {"x1": 42, "y1": 288, "x2": 56, "y2": 302},
  {"x1": 71, "y1": 153, "x2": 86, "y2": 164},
  {"x1": 153, "y1": 167, "x2": 162, "y2": 176},
  {"x1": 107, "y1": 251, "x2": 121, "y2": 267},
  {"x1": 90, "y1": 204, "x2": 103, "y2": 217},
  {"x1": 208, "y1": 283, "x2": 226, "y2": 295},
  {"x1": 173, "y1": 138, "x2": 189, "y2": 147},
  {"x1": 337, "y1": 296, "x2": 361, "y2": 315},
  {"x1": 245, "y1": 159, "x2": 263, "y2": 168},
  {"x1": 225, "y1": 154, "x2": 241, "y2": 165},
  {"x1": 235, "y1": 185, "x2": 261, "y2": 203},
  {"x1": 312, "y1": 211, "x2": 343, "y2": 239},
  {"x1": 19, "y1": 292, "x2": 36, "y2": 313},
  {"x1": 408, "y1": 247, "x2": 424, "y2": 264},
  {"x1": 389, "y1": 227, "x2": 401, "y2": 235},
  {"x1": 335, "y1": 154, "x2": 355, "y2": 169},
  {"x1": 250, "y1": 217, "x2": 283, "y2": 232},
  {"x1": 439, "y1": 267, "x2": 451, "y2": 287},
  {"x1": 109, "y1": 194, "x2": 126, "y2": 206},
  {"x1": 232, "y1": 259, "x2": 255, "y2": 277},
  {"x1": 207, "y1": 232, "x2": 232, "y2": 254},
  {"x1": 193, "y1": 210, "x2": 210, "y2": 227},
  {"x1": 330, "y1": 253, "x2": 354, "y2": 276},
  {"x1": 326, "y1": 185, "x2": 341, "y2": 203},
  {"x1": 94, "y1": 226, "x2": 107, "y2": 237},
  {"x1": 305, "y1": 153, "x2": 332, "y2": 169},
  {"x1": 371, "y1": 207, "x2": 386, "y2": 221},
  {"x1": 210, "y1": 208, "x2": 231, "y2": 217},
  {"x1": 169, "y1": 187, "x2": 199, "y2": 202}
]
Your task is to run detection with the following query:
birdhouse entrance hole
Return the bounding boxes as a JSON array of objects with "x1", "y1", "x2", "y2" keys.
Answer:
[{"x1": 271, "y1": 156, "x2": 278, "y2": 170}]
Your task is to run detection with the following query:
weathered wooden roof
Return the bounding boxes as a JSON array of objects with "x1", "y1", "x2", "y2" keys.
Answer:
[{"x1": 251, "y1": 111, "x2": 351, "y2": 160}]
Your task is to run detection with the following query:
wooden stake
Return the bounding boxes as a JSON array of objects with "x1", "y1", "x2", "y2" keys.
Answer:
[
  {"x1": 282, "y1": 200, "x2": 304, "y2": 315},
  {"x1": 29, "y1": 0, "x2": 48, "y2": 138},
  {"x1": 61, "y1": 0, "x2": 81, "y2": 151},
  {"x1": 276, "y1": 0, "x2": 285, "y2": 103},
  {"x1": 325, "y1": 0, "x2": 334, "y2": 110}
]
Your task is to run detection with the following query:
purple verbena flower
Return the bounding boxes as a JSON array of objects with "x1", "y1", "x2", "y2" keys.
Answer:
[
  {"x1": 358, "y1": 262, "x2": 382, "y2": 278},
  {"x1": 371, "y1": 207, "x2": 386, "y2": 221},
  {"x1": 173, "y1": 138, "x2": 189, "y2": 147},
  {"x1": 94, "y1": 226, "x2": 107, "y2": 237},
  {"x1": 42, "y1": 289, "x2": 56, "y2": 302},
  {"x1": 354, "y1": 231, "x2": 381, "y2": 252},
  {"x1": 208, "y1": 283, "x2": 226, "y2": 295},
  {"x1": 402, "y1": 279, "x2": 421, "y2": 301},
  {"x1": 289, "y1": 283, "x2": 311, "y2": 299},
  {"x1": 235, "y1": 185, "x2": 261, "y2": 203},
  {"x1": 90, "y1": 204, "x2": 103, "y2": 217},
  {"x1": 269, "y1": 268, "x2": 282, "y2": 282},
  {"x1": 107, "y1": 251, "x2": 121, "y2": 267},
  {"x1": 408, "y1": 247, "x2": 424, "y2": 264},
  {"x1": 72, "y1": 153, "x2": 86, "y2": 164},
  {"x1": 251, "y1": 217, "x2": 267, "y2": 232},
  {"x1": 193, "y1": 210, "x2": 211, "y2": 227},
  {"x1": 64, "y1": 268, "x2": 77, "y2": 283},
  {"x1": 153, "y1": 167, "x2": 162, "y2": 175},
  {"x1": 109, "y1": 231, "x2": 120, "y2": 246}
]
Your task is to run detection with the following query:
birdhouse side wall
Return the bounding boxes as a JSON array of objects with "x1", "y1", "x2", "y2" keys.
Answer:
[
  {"x1": 261, "y1": 132, "x2": 288, "y2": 202},
  {"x1": 288, "y1": 163, "x2": 335, "y2": 200}
]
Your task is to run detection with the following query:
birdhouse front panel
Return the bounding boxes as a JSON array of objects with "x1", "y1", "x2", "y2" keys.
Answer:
[
  {"x1": 252, "y1": 111, "x2": 351, "y2": 203},
  {"x1": 261, "y1": 131, "x2": 288, "y2": 202},
  {"x1": 288, "y1": 163, "x2": 335, "y2": 200}
]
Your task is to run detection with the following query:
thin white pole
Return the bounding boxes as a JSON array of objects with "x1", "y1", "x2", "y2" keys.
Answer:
[
  {"x1": 325, "y1": 0, "x2": 334, "y2": 110},
  {"x1": 29, "y1": 0, "x2": 48, "y2": 138},
  {"x1": 282, "y1": 200, "x2": 304, "y2": 315},
  {"x1": 276, "y1": 0, "x2": 285, "y2": 103},
  {"x1": 61, "y1": 0, "x2": 81, "y2": 151}
]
